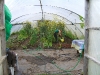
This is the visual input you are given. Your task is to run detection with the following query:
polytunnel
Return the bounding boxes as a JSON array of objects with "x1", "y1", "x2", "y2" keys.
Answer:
[
  {"x1": 5, "y1": 0, "x2": 85, "y2": 39},
  {"x1": 0, "y1": 0, "x2": 87, "y2": 75}
]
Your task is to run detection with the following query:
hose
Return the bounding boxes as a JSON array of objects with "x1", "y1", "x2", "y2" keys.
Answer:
[{"x1": 51, "y1": 52, "x2": 82, "y2": 72}]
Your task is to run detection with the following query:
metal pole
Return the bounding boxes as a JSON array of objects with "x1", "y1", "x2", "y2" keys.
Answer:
[{"x1": 39, "y1": 0, "x2": 44, "y2": 21}]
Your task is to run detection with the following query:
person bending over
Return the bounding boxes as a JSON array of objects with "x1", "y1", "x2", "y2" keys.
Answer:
[{"x1": 54, "y1": 29, "x2": 62, "y2": 43}]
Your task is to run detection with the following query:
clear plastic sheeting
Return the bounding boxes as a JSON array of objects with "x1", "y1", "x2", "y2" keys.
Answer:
[
  {"x1": 88, "y1": 30, "x2": 100, "y2": 75},
  {"x1": 5, "y1": 0, "x2": 85, "y2": 38},
  {"x1": 88, "y1": 30, "x2": 100, "y2": 61},
  {"x1": 10, "y1": 6, "x2": 41, "y2": 23},
  {"x1": 42, "y1": 5, "x2": 82, "y2": 23},
  {"x1": 11, "y1": 13, "x2": 42, "y2": 24},
  {"x1": 87, "y1": 0, "x2": 100, "y2": 75},
  {"x1": 11, "y1": 25, "x2": 23, "y2": 34},
  {"x1": 38, "y1": 0, "x2": 85, "y2": 17},
  {"x1": 88, "y1": 60, "x2": 100, "y2": 75},
  {"x1": 5, "y1": 0, "x2": 85, "y2": 17},
  {"x1": 5, "y1": 0, "x2": 85, "y2": 23},
  {"x1": 12, "y1": 13, "x2": 72, "y2": 24},
  {"x1": 65, "y1": 24, "x2": 84, "y2": 38}
]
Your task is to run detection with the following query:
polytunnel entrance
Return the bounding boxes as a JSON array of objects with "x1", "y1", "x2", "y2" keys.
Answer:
[
  {"x1": 4, "y1": 0, "x2": 85, "y2": 75},
  {"x1": 7, "y1": 20, "x2": 84, "y2": 75}
]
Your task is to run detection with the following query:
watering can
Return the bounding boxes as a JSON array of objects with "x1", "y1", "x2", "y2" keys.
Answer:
[{"x1": 60, "y1": 37, "x2": 64, "y2": 42}]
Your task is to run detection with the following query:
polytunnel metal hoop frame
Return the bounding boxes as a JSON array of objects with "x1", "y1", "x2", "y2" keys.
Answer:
[
  {"x1": 34, "y1": 5, "x2": 85, "y2": 19},
  {"x1": 11, "y1": 12, "x2": 84, "y2": 37},
  {"x1": 10, "y1": 4, "x2": 84, "y2": 24},
  {"x1": 11, "y1": 12, "x2": 83, "y2": 25},
  {"x1": 86, "y1": 27, "x2": 100, "y2": 30},
  {"x1": 39, "y1": 0, "x2": 44, "y2": 20},
  {"x1": 11, "y1": 12, "x2": 73, "y2": 24},
  {"x1": 84, "y1": 54, "x2": 100, "y2": 66}
]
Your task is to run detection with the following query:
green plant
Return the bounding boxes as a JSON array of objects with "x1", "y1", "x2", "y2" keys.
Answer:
[
  {"x1": 37, "y1": 20, "x2": 66, "y2": 48},
  {"x1": 21, "y1": 45, "x2": 27, "y2": 49},
  {"x1": 65, "y1": 30, "x2": 77, "y2": 40},
  {"x1": 29, "y1": 28, "x2": 39, "y2": 45},
  {"x1": 23, "y1": 21, "x2": 32, "y2": 36},
  {"x1": 17, "y1": 21, "x2": 32, "y2": 41},
  {"x1": 79, "y1": 15, "x2": 84, "y2": 29},
  {"x1": 7, "y1": 19, "x2": 78, "y2": 49}
]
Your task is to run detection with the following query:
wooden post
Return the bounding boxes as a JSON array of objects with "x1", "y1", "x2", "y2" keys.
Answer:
[
  {"x1": 0, "y1": 0, "x2": 8, "y2": 75},
  {"x1": 84, "y1": 0, "x2": 90, "y2": 75}
]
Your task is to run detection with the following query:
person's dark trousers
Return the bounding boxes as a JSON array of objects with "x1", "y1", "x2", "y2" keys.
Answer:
[{"x1": 54, "y1": 33, "x2": 57, "y2": 43}]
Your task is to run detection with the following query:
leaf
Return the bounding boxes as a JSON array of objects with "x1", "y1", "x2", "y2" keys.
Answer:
[
  {"x1": 80, "y1": 23, "x2": 84, "y2": 29},
  {"x1": 79, "y1": 15, "x2": 84, "y2": 22}
]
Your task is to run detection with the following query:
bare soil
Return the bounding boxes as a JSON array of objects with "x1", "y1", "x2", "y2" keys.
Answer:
[
  {"x1": 7, "y1": 35, "x2": 73, "y2": 50},
  {"x1": 14, "y1": 48, "x2": 83, "y2": 75}
]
